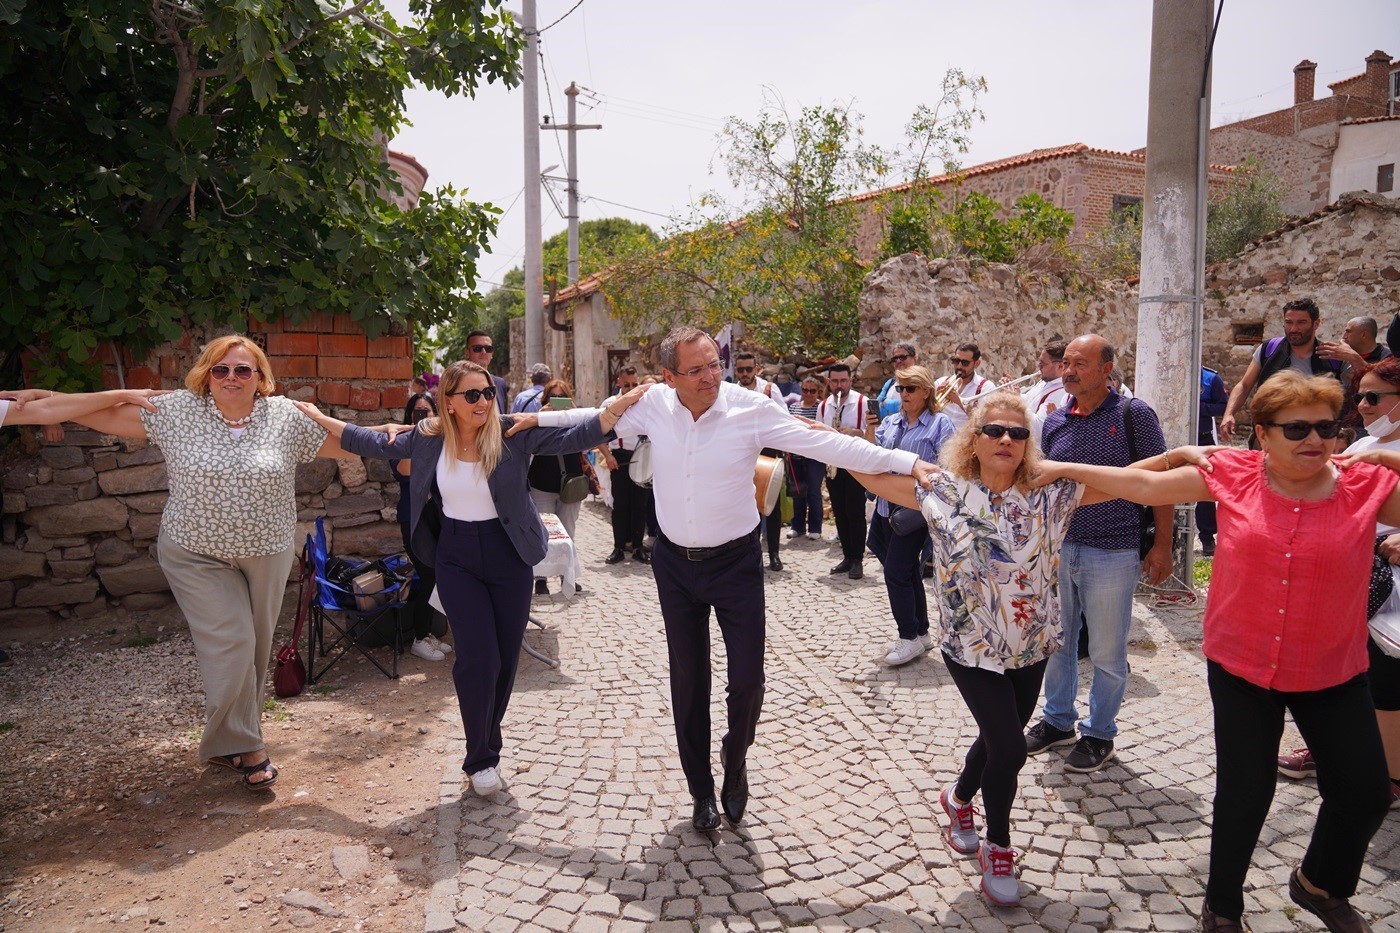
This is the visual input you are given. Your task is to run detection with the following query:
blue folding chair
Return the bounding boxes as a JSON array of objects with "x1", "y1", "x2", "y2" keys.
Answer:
[{"x1": 305, "y1": 517, "x2": 411, "y2": 683}]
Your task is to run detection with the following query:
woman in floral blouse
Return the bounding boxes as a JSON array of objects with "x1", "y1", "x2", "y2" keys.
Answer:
[{"x1": 853, "y1": 391, "x2": 1083, "y2": 908}]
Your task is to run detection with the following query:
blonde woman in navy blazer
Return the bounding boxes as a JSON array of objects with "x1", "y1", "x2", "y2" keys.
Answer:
[{"x1": 295, "y1": 361, "x2": 644, "y2": 796}]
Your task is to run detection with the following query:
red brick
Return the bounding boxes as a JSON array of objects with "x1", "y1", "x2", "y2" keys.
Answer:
[
  {"x1": 247, "y1": 316, "x2": 272, "y2": 333},
  {"x1": 158, "y1": 353, "x2": 181, "y2": 379},
  {"x1": 124, "y1": 367, "x2": 161, "y2": 389},
  {"x1": 284, "y1": 311, "x2": 336, "y2": 334},
  {"x1": 317, "y1": 381, "x2": 350, "y2": 405},
  {"x1": 91, "y1": 344, "x2": 116, "y2": 364},
  {"x1": 319, "y1": 356, "x2": 365, "y2": 378},
  {"x1": 349, "y1": 387, "x2": 381, "y2": 411},
  {"x1": 318, "y1": 334, "x2": 366, "y2": 357},
  {"x1": 367, "y1": 357, "x2": 413, "y2": 380},
  {"x1": 100, "y1": 368, "x2": 122, "y2": 389},
  {"x1": 367, "y1": 336, "x2": 410, "y2": 357},
  {"x1": 381, "y1": 386, "x2": 410, "y2": 410},
  {"x1": 266, "y1": 333, "x2": 320, "y2": 356},
  {"x1": 272, "y1": 355, "x2": 318, "y2": 378},
  {"x1": 332, "y1": 313, "x2": 364, "y2": 334}
]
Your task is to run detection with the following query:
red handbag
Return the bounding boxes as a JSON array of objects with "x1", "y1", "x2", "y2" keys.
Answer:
[{"x1": 273, "y1": 550, "x2": 313, "y2": 698}]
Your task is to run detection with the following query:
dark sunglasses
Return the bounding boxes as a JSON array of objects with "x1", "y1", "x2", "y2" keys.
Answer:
[
  {"x1": 468, "y1": 344, "x2": 494, "y2": 353},
  {"x1": 734, "y1": 366, "x2": 754, "y2": 374},
  {"x1": 447, "y1": 386, "x2": 498, "y2": 404},
  {"x1": 889, "y1": 354, "x2": 911, "y2": 364},
  {"x1": 1261, "y1": 419, "x2": 1343, "y2": 440},
  {"x1": 210, "y1": 364, "x2": 256, "y2": 380},
  {"x1": 893, "y1": 384, "x2": 922, "y2": 394},
  {"x1": 979, "y1": 424, "x2": 1031, "y2": 441},
  {"x1": 1354, "y1": 391, "x2": 1400, "y2": 406},
  {"x1": 950, "y1": 357, "x2": 974, "y2": 366}
]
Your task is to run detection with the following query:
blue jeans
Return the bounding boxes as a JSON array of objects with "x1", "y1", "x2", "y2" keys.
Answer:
[
  {"x1": 790, "y1": 458, "x2": 825, "y2": 535},
  {"x1": 1040, "y1": 542, "x2": 1139, "y2": 741}
]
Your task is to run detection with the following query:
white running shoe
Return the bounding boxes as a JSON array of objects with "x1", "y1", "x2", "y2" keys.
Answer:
[
  {"x1": 410, "y1": 638, "x2": 445, "y2": 661},
  {"x1": 882, "y1": 637, "x2": 925, "y2": 667},
  {"x1": 939, "y1": 785, "x2": 980, "y2": 855},
  {"x1": 469, "y1": 766, "x2": 502, "y2": 796},
  {"x1": 426, "y1": 635, "x2": 453, "y2": 654},
  {"x1": 978, "y1": 841, "x2": 1021, "y2": 907},
  {"x1": 920, "y1": 633, "x2": 936, "y2": 650},
  {"x1": 807, "y1": 532, "x2": 822, "y2": 540},
  {"x1": 785, "y1": 528, "x2": 802, "y2": 539}
]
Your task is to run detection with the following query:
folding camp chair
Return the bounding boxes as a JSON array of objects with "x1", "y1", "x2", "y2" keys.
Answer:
[{"x1": 305, "y1": 517, "x2": 412, "y2": 683}]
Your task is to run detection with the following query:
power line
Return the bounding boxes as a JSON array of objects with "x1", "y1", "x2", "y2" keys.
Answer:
[
  {"x1": 537, "y1": 42, "x2": 568, "y2": 171},
  {"x1": 580, "y1": 194, "x2": 675, "y2": 220},
  {"x1": 580, "y1": 89, "x2": 726, "y2": 128},
  {"x1": 538, "y1": 0, "x2": 585, "y2": 33}
]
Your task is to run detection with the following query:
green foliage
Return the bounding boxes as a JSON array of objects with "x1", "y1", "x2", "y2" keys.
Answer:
[
  {"x1": 1082, "y1": 201, "x2": 1145, "y2": 279},
  {"x1": 942, "y1": 192, "x2": 1075, "y2": 264},
  {"x1": 1206, "y1": 157, "x2": 1286, "y2": 263},
  {"x1": 0, "y1": 0, "x2": 523, "y2": 378},
  {"x1": 882, "y1": 202, "x2": 937, "y2": 258}
]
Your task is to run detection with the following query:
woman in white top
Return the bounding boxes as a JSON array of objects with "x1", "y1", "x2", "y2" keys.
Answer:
[{"x1": 294, "y1": 361, "x2": 646, "y2": 797}]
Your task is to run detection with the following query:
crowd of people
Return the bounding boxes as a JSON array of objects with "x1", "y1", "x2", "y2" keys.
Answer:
[{"x1": 5, "y1": 299, "x2": 1399, "y2": 928}]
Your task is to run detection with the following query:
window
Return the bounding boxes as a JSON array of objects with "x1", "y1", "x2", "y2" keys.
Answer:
[
  {"x1": 1380, "y1": 163, "x2": 1395, "y2": 194},
  {"x1": 1111, "y1": 194, "x2": 1143, "y2": 226}
]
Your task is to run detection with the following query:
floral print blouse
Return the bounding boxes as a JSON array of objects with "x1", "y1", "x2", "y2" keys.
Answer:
[
  {"x1": 917, "y1": 474, "x2": 1083, "y2": 672},
  {"x1": 140, "y1": 391, "x2": 326, "y2": 559}
]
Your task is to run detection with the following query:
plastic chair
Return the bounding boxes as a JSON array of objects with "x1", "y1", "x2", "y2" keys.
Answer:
[{"x1": 305, "y1": 517, "x2": 411, "y2": 683}]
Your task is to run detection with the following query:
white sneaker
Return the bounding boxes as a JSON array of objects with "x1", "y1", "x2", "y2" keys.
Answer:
[
  {"x1": 807, "y1": 532, "x2": 822, "y2": 540},
  {"x1": 978, "y1": 841, "x2": 1021, "y2": 907},
  {"x1": 785, "y1": 528, "x2": 802, "y2": 539},
  {"x1": 426, "y1": 635, "x2": 453, "y2": 654},
  {"x1": 410, "y1": 638, "x2": 445, "y2": 661},
  {"x1": 469, "y1": 766, "x2": 502, "y2": 796},
  {"x1": 882, "y1": 637, "x2": 925, "y2": 667},
  {"x1": 920, "y1": 633, "x2": 936, "y2": 650},
  {"x1": 939, "y1": 785, "x2": 980, "y2": 855}
]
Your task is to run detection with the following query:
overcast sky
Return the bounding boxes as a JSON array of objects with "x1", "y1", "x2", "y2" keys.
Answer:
[{"x1": 384, "y1": 1, "x2": 1397, "y2": 292}]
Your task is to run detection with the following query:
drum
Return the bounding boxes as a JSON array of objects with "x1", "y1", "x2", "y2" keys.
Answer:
[
  {"x1": 628, "y1": 437, "x2": 653, "y2": 488},
  {"x1": 754, "y1": 454, "x2": 785, "y2": 517}
]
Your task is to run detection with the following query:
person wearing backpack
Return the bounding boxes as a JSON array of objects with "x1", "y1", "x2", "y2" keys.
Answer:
[{"x1": 1220, "y1": 298, "x2": 1346, "y2": 441}]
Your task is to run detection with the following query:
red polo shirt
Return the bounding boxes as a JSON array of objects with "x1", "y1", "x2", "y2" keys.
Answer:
[{"x1": 1200, "y1": 449, "x2": 1397, "y2": 691}]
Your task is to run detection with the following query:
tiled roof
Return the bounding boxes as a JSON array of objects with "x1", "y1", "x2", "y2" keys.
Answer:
[
  {"x1": 1239, "y1": 190, "x2": 1399, "y2": 251},
  {"x1": 1342, "y1": 114, "x2": 1400, "y2": 126},
  {"x1": 549, "y1": 268, "x2": 612, "y2": 304},
  {"x1": 386, "y1": 149, "x2": 429, "y2": 182}
]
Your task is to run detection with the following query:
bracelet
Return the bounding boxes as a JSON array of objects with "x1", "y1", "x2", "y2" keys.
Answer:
[
  {"x1": 605, "y1": 407, "x2": 623, "y2": 419},
  {"x1": 1162, "y1": 451, "x2": 1173, "y2": 470}
]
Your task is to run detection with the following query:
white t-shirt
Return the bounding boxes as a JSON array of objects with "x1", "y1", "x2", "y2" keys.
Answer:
[{"x1": 436, "y1": 450, "x2": 499, "y2": 521}]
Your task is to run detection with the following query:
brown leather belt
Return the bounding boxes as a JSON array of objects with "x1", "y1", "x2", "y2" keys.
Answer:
[{"x1": 660, "y1": 529, "x2": 757, "y2": 562}]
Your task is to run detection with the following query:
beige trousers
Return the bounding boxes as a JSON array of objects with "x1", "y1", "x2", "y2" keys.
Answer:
[{"x1": 157, "y1": 529, "x2": 295, "y2": 761}]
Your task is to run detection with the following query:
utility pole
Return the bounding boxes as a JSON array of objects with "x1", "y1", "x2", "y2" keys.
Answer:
[
  {"x1": 543, "y1": 83, "x2": 601, "y2": 286},
  {"x1": 521, "y1": 0, "x2": 544, "y2": 368},
  {"x1": 1136, "y1": 0, "x2": 1215, "y2": 592}
]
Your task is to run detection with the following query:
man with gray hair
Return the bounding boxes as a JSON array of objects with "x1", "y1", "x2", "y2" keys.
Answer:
[
  {"x1": 1319, "y1": 315, "x2": 1392, "y2": 368},
  {"x1": 511, "y1": 363, "x2": 552, "y2": 414}
]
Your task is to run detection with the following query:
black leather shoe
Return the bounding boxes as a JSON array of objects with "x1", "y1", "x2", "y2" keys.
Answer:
[
  {"x1": 829, "y1": 560, "x2": 852, "y2": 575},
  {"x1": 692, "y1": 795, "x2": 721, "y2": 832},
  {"x1": 533, "y1": 579, "x2": 549, "y2": 596},
  {"x1": 604, "y1": 549, "x2": 625, "y2": 564},
  {"x1": 767, "y1": 557, "x2": 782, "y2": 571},
  {"x1": 633, "y1": 548, "x2": 650, "y2": 564},
  {"x1": 1201, "y1": 906, "x2": 1244, "y2": 932},
  {"x1": 720, "y1": 748, "x2": 748, "y2": 825},
  {"x1": 848, "y1": 564, "x2": 863, "y2": 580},
  {"x1": 1289, "y1": 868, "x2": 1370, "y2": 933}
]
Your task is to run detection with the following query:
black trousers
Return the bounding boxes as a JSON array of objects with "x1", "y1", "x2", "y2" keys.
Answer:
[
  {"x1": 867, "y1": 511, "x2": 930, "y2": 639},
  {"x1": 943, "y1": 654, "x2": 1047, "y2": 848},
  {"x1": 398, "y1": 520, "x2": 436, "y2": 640},
  {"x1": 826, "y1": 468, "x2": 867, "y2": 565},
  {"x1": 434, "y1": 518, "x2": 533, "y2": 775},
  {"x1": 652, "y1": 531, "x2": 766, "y2": 799},
  {"x1": 1205, "y1": 661, "x2": 1390, "y2": 920},
  {"x1": 609, "y1": 450, "x2": 646, "y2": 552}
]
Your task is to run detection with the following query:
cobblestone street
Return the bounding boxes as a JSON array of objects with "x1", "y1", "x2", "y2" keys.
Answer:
[{"x1": 417, "y1": 503, "x2": 1400, "y2": 932}]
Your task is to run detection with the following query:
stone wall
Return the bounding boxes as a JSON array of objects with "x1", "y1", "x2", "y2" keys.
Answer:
[{"x1": 0, "y1": 313, "x2": 415, "y2": 634}]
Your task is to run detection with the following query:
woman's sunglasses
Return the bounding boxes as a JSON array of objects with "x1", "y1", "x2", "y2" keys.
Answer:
[
  {"x1": 979, "y1": 424, "x2": 1031, "y2": 441},
  {"x1": 447, "y1": 386, "x2": 497, "y2": 404},
  {"x1": 1354, "y1": 391, "x2": 1400, "y2": 406},
  {"x1": 893, "y1": 384, "x2": 923, "y2": 394},
  {"x1": 1261, "y1": 419, "x2": 1342, "y2": 440},
  {"x1": 210, "y1": 364, "x2": 256, "y2": 380}
]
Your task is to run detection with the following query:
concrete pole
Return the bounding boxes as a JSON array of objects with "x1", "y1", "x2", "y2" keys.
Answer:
[
  {"x1": 566, "y1": 83, "x2": 580, "y2": 285},
  {"x1": 521, "y1": 0, "x2": 544, "y2": 368},
  {"x1": 1136, "y1": 0, "x2": 1214, "y2": 591}
]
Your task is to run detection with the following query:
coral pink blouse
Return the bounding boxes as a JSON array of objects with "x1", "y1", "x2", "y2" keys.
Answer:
[{"x1": 1199, "y1": 449, "x2": 1397, "y2": 691}]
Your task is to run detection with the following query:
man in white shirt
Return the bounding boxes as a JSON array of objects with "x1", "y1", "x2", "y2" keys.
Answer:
[
  {"x1": 818, "y1": 363, "x2": 870, "y2": 579},
  {"x1": 535, "y1": 326, "x2": 936, "y2": 832},
  {"x1": 935, "y1": 343, "x2": 995, "y2": 432},
  {"x1": 1023, "y1": 340, "x2": 1069, "y2": 434}
]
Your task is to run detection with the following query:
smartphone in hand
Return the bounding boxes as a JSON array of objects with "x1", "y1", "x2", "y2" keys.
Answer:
[{"x1": 548, "y1": 397, "x2": 574, "y2": 410}]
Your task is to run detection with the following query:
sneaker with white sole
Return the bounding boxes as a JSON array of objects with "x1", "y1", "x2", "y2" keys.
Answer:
[
  {"x1": 1277, "y1": 746, "x2": 1315, "y2": 779},
  {"x1": 920, "y1": 632, "x2": 936, "y2": 650},
  {"x1": 807, "y1": 532, "x2": 822, "y2": 540},
  {"x1": 410, "y1": 638, "x2": 445, "y2": 661},
  {"x1": 426, "y1": 635, "x2": 453, "y2": 654},
  {"x1": 939, "y1": 785, "x2": 980, "y2": 855},
  {"x1": 785, "y1": 528, "x2": 802, "y2": 539},
  {"x1": 978, "y1": 840, "x2": 1021, "y2": 906},
  {"x1": 469, "y1": 766, "x2": 502, "y2": 796},
  {"x1": 882, "y1": 637, "x2": 926, "y2": 667}
]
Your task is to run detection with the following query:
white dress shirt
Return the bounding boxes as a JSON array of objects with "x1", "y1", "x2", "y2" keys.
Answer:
[
  {"x1": 540, "y1": 382, "x2": 917, "y2": 548},
  {"x1": 817, "y1": 391, "x2": 866, "y2": 433},
  {"x1": 598, "y1": 393, "x2": 641, "y2": 452},
  {"x1": 1024, "y1": 377, "x2": 1068, "y2": 415},
  {"x1": 935, "y1": 374, "x2": 994, "y2": 431}
]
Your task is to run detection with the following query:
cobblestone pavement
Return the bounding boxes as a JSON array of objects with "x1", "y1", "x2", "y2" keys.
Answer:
[{"x1": 423, "y1": 503, "x2": 1400, "y2": 932}]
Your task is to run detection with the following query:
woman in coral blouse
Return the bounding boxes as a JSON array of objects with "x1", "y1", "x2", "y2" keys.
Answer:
[{"x1": 1034, "y1": 370, "x2": 1400, "y2": 933}]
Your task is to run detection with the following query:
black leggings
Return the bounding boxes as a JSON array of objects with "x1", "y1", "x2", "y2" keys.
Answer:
[
  {"x1": 943, "y1": 653, "x2": 1048, "y2": 848},
  {"x1": 399, "y1": 521, "x2": 435, "y2": 640}
]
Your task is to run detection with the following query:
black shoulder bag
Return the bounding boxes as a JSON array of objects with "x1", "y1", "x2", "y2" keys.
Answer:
[{"x1": 1121, "y1": 399, "x2": 1156, "y2": 559}]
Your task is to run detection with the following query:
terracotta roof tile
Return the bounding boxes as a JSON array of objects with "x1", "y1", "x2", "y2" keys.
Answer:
[{"x1": 1342, "y1": 114, "x2": 1400, "y2": 125}]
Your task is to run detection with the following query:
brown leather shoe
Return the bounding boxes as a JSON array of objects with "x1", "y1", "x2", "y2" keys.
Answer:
[
  {"x1": 1289, "y1": 869, "x2": 1371, "y2": 933},
  {"x1": 1201, "y1": 905, "x2": 1245, "y2": 932}
]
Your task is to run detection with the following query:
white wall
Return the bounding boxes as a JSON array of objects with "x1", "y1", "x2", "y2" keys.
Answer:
[{"x1": 1329, "y1": 121, "x2": 1400, "y2": 201}]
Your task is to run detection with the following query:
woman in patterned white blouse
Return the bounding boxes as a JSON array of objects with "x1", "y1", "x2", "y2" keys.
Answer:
[
  {"x1": 74, "y1": 335, "x2": 365, "y2": 791},
  {"x1": 852, "y1": 392, "x2": 1084, "y2": 907}
]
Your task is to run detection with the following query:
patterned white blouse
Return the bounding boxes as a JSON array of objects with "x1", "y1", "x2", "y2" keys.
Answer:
[
  {"x1": 140, "y1": 391, "x2": 326, "y2": 559},
  {"x1": 917, "y1": 474, "x2": 1083, "y2": 672}
]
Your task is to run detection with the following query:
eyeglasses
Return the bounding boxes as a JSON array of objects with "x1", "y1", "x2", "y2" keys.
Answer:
[
  {"x1": 979, "y1": 424, "x2": 1031, "y2": 441},
  {"x1": 893, "y1": 384, "x2": 922, "y2": 394},
  {"x1": 1261, "y1": 419, "x2": 1342, "y2": 440},
  {"x1": 672, "y1": 359, "x2": 723, "y2": 380},
  {"x1": 446, "y1": 386, "x2": 498, "y2": 404},
  {"x1": 468, "y1": 344, "x2": 494, "y2": 353},
  {"x1": 889, "y1": 354, "x2": 911, "y2": 364},
  {"x1": 210, "y1": 364, "x2": 256, "y2": 380},
  {"x1": 734, "y1": 366, "x2": 754, "y2": 374},
  {"x1": 1354, "y1": 391, "x2": 1400, "y2": 406},
  {"x1": 950, "y1": 357, "x2": 974, "y2": 367},
  {"x1": 802, "y1": 386, "x2": 819, "y2": 393}
]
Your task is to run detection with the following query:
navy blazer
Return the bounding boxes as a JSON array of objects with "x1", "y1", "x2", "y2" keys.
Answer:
[{"x1": 340, "y1": 415, "x2": 608, "y2": 568}]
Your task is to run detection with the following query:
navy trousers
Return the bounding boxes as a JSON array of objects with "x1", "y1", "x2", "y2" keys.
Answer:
[
  {"x1": 866, "y1": 511, "x2": 931, "y2": 640},
  {"x1": 826, "y1": 468, "x2": 867, "y2": 565},
  {"x1": 434, "y1": 517, "x2": 533, "y2": 775},
  {"x1": 652, "y1": 532, "x2": 766, "y2": 799}
]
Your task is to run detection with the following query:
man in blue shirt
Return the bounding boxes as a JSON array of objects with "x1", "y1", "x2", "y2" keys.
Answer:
[
  {"x1": 1025, "y1": 334, "x2": 1173, "y2": 773},
  {"x1": 511, "y1": 363, "x2": 551, "y2": 414}
]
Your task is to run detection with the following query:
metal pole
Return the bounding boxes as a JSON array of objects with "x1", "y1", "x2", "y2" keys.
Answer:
[
  {"x1": 521, "y1": 0, "x2": 544, "y2": 368},
  {"x1": 1137, "y1": 0, "x2": 1214, "y2": 592},
  {"x1": 566, "y1": 83, "x2": 580, "y2": 286}
]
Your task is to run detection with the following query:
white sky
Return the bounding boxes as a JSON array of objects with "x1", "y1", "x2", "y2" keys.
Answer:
[{"x1": 385, "y1": 1, "x2": 1398, "y2": 293}]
